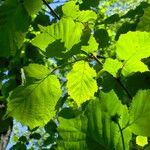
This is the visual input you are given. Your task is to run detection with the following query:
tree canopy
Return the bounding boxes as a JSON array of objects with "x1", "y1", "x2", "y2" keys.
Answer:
[{"x1": 0, "y1": 0, "x2": 150, "y2": 149}]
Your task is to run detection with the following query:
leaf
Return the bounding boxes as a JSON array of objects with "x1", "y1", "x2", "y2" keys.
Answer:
[
  {"x1": 66, "y1": 61, "x2": 98, "y2": 106},
  {"x1": 136, "y1": 136, "x2": 148, "y2": 147},
  {"x1": 62, "y1": 1, "x2": 79, "y2": 20},
  {"x1": 137, "y1": 6, "x2": 150, "y2": 32},
  {"x1": 58, "y1": 91, "x2": 131, "y2": 150},
  {"x1": 123, "y1": 72, "x2": 150, "y2": 97},
  {"x1": 81, "y1": 35, "x2": 98, "y2": 54},
  {"x1": 0, "y1": 0, "x2": 29, "y2": 57},
  {"x1": 116, "y1": 31, "x2": 150, "y2": 76},
  {"x1": 62, "y1": 1, "x2": 97, "y2": 23},
  {"x1": 6, "y1": 64, "x2": 62, "y2": 129},
  {"x1": 94, "y1": 29, "x2": 110, "y2": 48},
  {"x1": 23, "y1": 63, "x2": 50, "y2": 80},
  {"x1": 102, "y1": 58, "x2": 122, "y2": 77},
  {"x1": 58, "y1": 114, "x2": 88, "y2": 150},
  {"x1": 32, "y1": 18, "x2": 83, "y2": 52},
  {"x1": 129, "y1": 90, "x2": 150, "y2": 136},
  {"x1": 98, "y1": 72, "x2": 130, "y2": 104},
  {"x1": 24, "y1": 0, "x2": 43, "y2": 15},
  {"x1": 80, "y1": 0, "x2": 100, "y2": 9}
]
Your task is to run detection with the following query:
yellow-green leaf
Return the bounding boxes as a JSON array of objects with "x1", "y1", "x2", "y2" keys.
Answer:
[
  {"x1": 116, "y1": 31, "x2": 150, "y2": 76},
  {"x1": 66, "y1": 61, "x2": 98, "y2": 106},
  {"x1": 6, "y1": 64, "x2": 62, "y2": 129},
  {"x1": 136, "y1": 136, "x2": 148, "y2": 147}
]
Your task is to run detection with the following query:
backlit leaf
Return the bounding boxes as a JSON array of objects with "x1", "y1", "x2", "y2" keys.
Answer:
[
  {"x1": 32, "y1": 18, "x2": 83, "y2": 52},
  {"x1": 62, "y1": 1, "x2": 97, "y2": 23},
  {"x1": 136, "y1": 136, "x2": 148, "y2": 147},
  {"x1": 102, "y1": 58, "x2": 122, "y2": 77},
  {"x1": 116, "y1": 31, "x2": 150, "y2": 76},
  {"x1": 129, "y1": 90, "x2": 150, "y2": 136},
  {"x1": 58, "y1": 91, "x2": 131, "y2": 150},
  {"x1": 6, "y1": 64, "x2": 62, "y2": 129},
  {"x1": 81, "y1": 35, "x2": 98, "y2": 54},
  {"x1": 66, "y1": 61, "x2": 98, "y2": 106}
]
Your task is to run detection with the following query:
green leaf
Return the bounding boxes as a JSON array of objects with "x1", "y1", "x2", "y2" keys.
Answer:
[
  {"x1": 62, "y1": 1, "x2": 97, "y2": 23},
  {"x1": 6, "y1": 64, "x2": 62, "y2": 129},
  {"x1": 137, "y1": 6, "x2": 150, "y2": 32},
  {"x1": 32, "y1": 18, "x2": 83, "y2": 52},
  {"x1": 66, "y1": 61, "x2": 98, "y2": 106},
  {"x1": 129, "y1": 90, "x2": 150, "y2": 136},
  {"x1": 94, "y1": 29, "x2": 110, "y2": 48},
  {"x1": 24, "y1": 0, "x2": 43, "y2": 15},
  {"x1": 80, "y1": 0, "x2": 100, "y2": 9},
  {"x1": 116, "y1": 31, "x2": 150, "y2": 76},
  {"x1": 102, "y1": 58, "x2": 122, "y2": 77},
  {"x1": 81, "y1": 35, "x2": 98, "y2": 54},
  {"x1": 136, "y1": 136, "x2": 148, "y2": 147},
  {"x1": 58, "y1": 114, "x2": 88, "y2": 150},
  {"x1": 62, "y1": 1, "x2": 79, "y2": 20},
  {"x1": 23, "y1": 63, "x2": 50, "y2": 80},
  {"x1": 58, "y1": 91, "x2": 131, "y2": 150},
  {"x1": 0, "y1": 1, "x2": 29, "y2": 57}
]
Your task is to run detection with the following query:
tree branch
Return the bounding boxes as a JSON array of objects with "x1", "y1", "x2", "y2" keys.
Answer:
[
  {"x1": 116, "y1": 77, "x2": 132, "y2": 100},
  {"x1": 42, "y1": 0, "x2": 60, "y2": 20},
  {"x1": 89, "y1": 53, "x2": 103, "y2": 65}
]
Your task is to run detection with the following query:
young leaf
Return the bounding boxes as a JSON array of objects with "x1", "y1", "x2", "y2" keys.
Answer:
[
  {"x1": 136, "y1": 136, "x2": 148, "y2": 147},
  {"x1": 32, "y1": 18, "x2": 83, "y2": 52},
  {"x1": 6, "y1": 64, "x2": 62, "y2": 129},
  {"x1": 81, "y1": 35, "x2": 98, "y2": 54},
  {"x1": 102, "y1": 58, "x2": 122, "y2": 77},
  {"x1": 116, "y1": 31, "x2": 150, "y2": 76},
  {"x1": 129, "y1": 90, "x2": 150, "y2": 136},
  {"x1": 62, "y1": 1, "x2": 97, "y2": 23},
  {"x1": 66, "y1": 61, "x2": 98, "y2": 106}
]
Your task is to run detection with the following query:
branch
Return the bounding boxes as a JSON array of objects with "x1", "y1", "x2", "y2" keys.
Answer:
[
  {"x1": 89, "y1": 53, "x2": 103, "y2": 65},
  {"x1": 42, "y1": 0, "x2": 60, "y2": 20},
  {"x1": 116, "y1": 77, "x2": 132, "y2": 100},
  {"x1": 50, "y1": 57, "x2": 89, "y2": 73}
]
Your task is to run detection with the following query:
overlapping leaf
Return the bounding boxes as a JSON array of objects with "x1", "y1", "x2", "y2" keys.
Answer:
[
  {"x1": 23, "y1": 63, "x2": 50, "y2": 80},
  {"x1": 0, "y1": 0, "x2": 29, "y2": 57},
  {"x1": 81, "y1": 35, "x2": 98, "y2": 54},
  {"x1": 32, "y1": 18, "x2": 83, "y2": 52},
  {"x1": 62, "y1": 1, "x2": 97, "y2": 23},
  {"x1": 137, "y1": 6, "x2": 150, "y2": 32},
  {"x1": 24, "y1": 0, "x2": 43, "y2": 15},
  {"x1": 102, "y1": 58, "x2": 122, "y2": 77},
  {"x1": 6, "y1": 64, "x2": 62, "y2": 129},
  {"x1": 129, "y1": 90, "x2": 150, "y2": 136},
  {"x1": 116, "y1": 31, "x2": 150, "y2": 76},
  {"x1": 58, "y1": 91, "x2": 131, "y2": 150},
  {"x1": 66, "y1": 61, "x2": 98, "y2": 106}
]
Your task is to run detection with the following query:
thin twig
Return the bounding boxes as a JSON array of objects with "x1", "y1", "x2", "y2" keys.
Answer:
[
  {"x1": 116, "y1": 78, "x2": 132, "y2": 100},
  {"x1": 42, "y1": 0, "x2": 60, "y2": 20},
  {"x1": 50, "y1": 57, "x2": 89, "y2": 73},
  {"x1": 89, "y1": 53, "x2": 103, "y2": 65}
]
